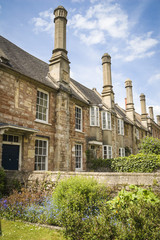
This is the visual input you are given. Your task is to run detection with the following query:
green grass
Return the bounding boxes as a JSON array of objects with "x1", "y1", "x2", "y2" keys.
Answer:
[{"x1": 0, "y1": 219, "x2": 65, "y2": 240}]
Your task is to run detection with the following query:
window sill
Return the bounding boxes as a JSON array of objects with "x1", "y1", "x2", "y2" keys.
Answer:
[
  {"x1": 75, "y1": 129, "x2": 84, "y2": 134},
  {"x1": 35, "y1": 120, "x2": 52, "y2": 126},
  {"x1": 102, "y1": 128, "x2": 112, "y2": 131},
  {"x1": 90, "y1": 125, "x2": 100, "y2": 127}
]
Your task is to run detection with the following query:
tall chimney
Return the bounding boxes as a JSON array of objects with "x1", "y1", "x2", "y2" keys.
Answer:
[
  {"x1": 102, "y1": 53, "x2": 114, "y2": 109},
  {"x1": 157, "y1": 115, "x2": 160, "y2": 125},
  {"x1": 49, "y1": 6, "x2": 70, "y2": 85},
  {"x1": 149, "y1": 107, "x2": 154, "y2": 120},
  {"x1": 140, "y1": 93, "x2": 148, "y2": 127},
  {"x1": 125, "y1": 79, "x2": 135, "y2": 121}
]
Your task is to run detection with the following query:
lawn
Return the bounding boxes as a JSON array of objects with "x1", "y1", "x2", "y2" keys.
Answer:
[{"x1": 0, "y1": 219, "x2": 65, "y2": 240}]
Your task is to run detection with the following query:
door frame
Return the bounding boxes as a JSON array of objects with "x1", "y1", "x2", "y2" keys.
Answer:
[{"x1": 2, "y1": 135, "x2": 22, "y2": 170}]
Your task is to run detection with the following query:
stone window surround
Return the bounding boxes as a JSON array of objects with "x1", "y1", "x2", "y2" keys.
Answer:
[
  {"x1": 136, "y1": 128, "x2": 140, "y2": 139},
  {"x1": 103, "y1": 145, "x2": 112, "y2": 159},
  {"x1": 119, "y1": 147, "x2": 125, "y2": 157},
  {"x1": 35, "y1": 138, "x2": 48, "y2": 171},
  {"x1": 118, "y1": 119, "x2": 124, "y2": 135},
  {"x1": 75, "y1": 144, "x2": 83, "y2": 171},
  {"x1": 36, "y1": 88, "x2": 49, "y2": 124},
  {"x1": 90, "y1": 106, "x2": 99, "y2": 127},
  {"x1": 102, "y1": 111, "x2": 111, "y2": 130},
  {"x1": 75, "y1": 105, "x2": 82, "y2": 132}
]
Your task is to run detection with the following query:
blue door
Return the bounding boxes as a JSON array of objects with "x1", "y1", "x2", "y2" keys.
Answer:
[{"x1": 2, "y1": 144, "x2": 19, "y2": 170}]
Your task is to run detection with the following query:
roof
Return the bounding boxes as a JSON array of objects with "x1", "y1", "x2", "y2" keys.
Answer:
[
  {"x1": 0, "y1": 35, "x2": 55, "y2": 89},
  {"x1": 71, "y1": 78, "x2": 102, "y2": 105}
]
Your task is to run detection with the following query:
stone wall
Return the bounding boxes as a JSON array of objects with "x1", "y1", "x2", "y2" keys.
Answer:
[
  {"x1": 5, "y1": 170, "x2": 160, "y2": 188},
  {"x1": 0, "y1": 68, "x2": 56, "y2": 171}
]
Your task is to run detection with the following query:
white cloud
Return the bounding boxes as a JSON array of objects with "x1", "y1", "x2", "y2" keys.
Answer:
[
  {"x1": 114, "y1": 32, "x2": 159, "y2": 62},
  {"x1": 68, "y1": 2, "x2": 129, "y2": 45},
  {"x1": 124, "y1": 33, "x2": 158, "y2": 62},
  {"x1": 148, "y1": 73, "x2": 160, "y2": 84},
  {"x1": 80, "y1": 30, "x2": 105, "y2": 45},
  {"x1": 31, "y1": 8, "x2": 54, "y2": 34}
]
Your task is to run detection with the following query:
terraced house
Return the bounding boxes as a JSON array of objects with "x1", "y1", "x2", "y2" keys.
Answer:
[{"x1": 0, "y1": 6, "x2": 160, "y2": 172}]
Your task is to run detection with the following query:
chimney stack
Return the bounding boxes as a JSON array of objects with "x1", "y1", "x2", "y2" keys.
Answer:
[
  {"x1": 149, "y1": 107, "x2": 154, "y2": 120},
  {"x1": 157, "y1": 115, "x2": 160, "y2": 125},
  {"x1": 102, "y1": 53, "x2": 114, "y2": 109},
  {"x1": 140, "y1": 93, "x2": 148, "y2": 127},
  {"x1": 125, "y1": 79, "x2": 135, "y2": 121},
  {"x1": 49, "y1": 6, "x2": 70, "y2": 85}
]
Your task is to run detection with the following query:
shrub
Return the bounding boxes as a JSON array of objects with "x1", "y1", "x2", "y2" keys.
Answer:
[
  {"x1": 0, "y1": 168, "x2": 6, "y2": 198},
  {"x1": 53, "y1": 176, "x2": 112, "y2": 239},
  {"x1": 87, "y1": 158, "x2": 112, "y2": 171},
  {"x1": 139, "y1": 136, "x2": 160, "y2": 154},
  {"x1": 111, "y1": 153, "x2": 160, "y2": 172},
  {"x1": 86, "y1": 149, "x2": 112, "y2": 171},
  {"x1": 108, "y1": 186, "x2": 160, "y2": 239}
]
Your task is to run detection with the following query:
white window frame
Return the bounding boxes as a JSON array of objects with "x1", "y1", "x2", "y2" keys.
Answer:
[
  {"x1": 75, "y1": 144, "x2": 82, "y2": 170},
  {"x1": 103, "y1": 145, "x2": 112, "y2": 159},
  {"x1": 35, "y1": 138, "x2": 48, "y2": 171},
  {"x1": 118, "y1": 119, "x2": 124, "y2": 135},
  {"x1": 75, "y1": 106, "x2": 82, "y2": 132},
  {"x1": 102, "y1": 111, "x2": 111, "y2": 130},
  {"x1": 36, "y1": 89, "x2": 49, "y2": 123},
  {"x1": 119, "y1": 148, "x2": 125, "y2": 157},
  {"x1": 90, "y1": 106, "x2": 99, "y2": 126},
  {"x1": 136, "y1": 128, "x2": 140, "y2": 139}
]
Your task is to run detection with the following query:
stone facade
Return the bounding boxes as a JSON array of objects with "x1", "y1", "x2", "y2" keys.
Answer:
[{"x1": 0, "y1": 5, "x2": 160, "y2": 173}]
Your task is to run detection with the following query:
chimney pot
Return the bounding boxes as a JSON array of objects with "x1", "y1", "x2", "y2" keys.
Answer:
[
  {"x1": 157, "y1": 115, "x2": 160, "y2": 125},
  {"x1": 149, "y1": 106, "x2": 154, "y2": 120}
]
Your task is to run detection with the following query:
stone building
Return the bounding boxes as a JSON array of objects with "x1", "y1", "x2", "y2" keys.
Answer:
[{"x1": 0, "y1": 6, "x2": 160, "y2": 172}]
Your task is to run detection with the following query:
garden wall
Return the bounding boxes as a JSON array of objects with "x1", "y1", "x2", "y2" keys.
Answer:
[{"x1": 5, "y1": 170, "x2": 160, "y2": 188}]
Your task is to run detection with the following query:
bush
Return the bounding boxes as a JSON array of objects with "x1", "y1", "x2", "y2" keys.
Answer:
[
  {"x1": 139, "y1": 136, "x2": 160, "y2": 154},
  {"x1": 87, "y1": 158, "x2": 112, "y2": 171},
  {"x1": 108, "y1": 186, "x2": 160, "y2": 239},
  {"x1": 0, "y1": 167, "x2": 6, "y2": 198},
  {"x1": 53, "y1": 176, "x2": 112, "y2": 239},
  {"x1": 111, "y1": 153, "x2": 160, "y2": 172}
]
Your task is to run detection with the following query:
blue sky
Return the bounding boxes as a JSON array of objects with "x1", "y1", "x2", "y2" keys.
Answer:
[{"x1": 0, "y1": 0, "x2": 160, "y2": 119}]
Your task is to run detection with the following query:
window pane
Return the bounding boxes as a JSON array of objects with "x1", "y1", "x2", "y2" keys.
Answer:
[
  {"x1": 75, "y1": 144, "x2": 82, "y2": 169},
  {"x1": 102, "y1": 112, "x2": 106, "y2": 129},
  {"x1": 3, "y1": 135, "x2": 7, "y2": 141},
  {"x1": 75, "y1": 107, "x2": 82, "y2": 131},
  {"x1": 35, "y1": 139, "x2": 47, "y2": 171},
  {"x1": 8, "y1": 135, "x2": 13, "y2": 142},
  {"x1": 36, "y1": 90, "x2": 48, "y2": 122}
]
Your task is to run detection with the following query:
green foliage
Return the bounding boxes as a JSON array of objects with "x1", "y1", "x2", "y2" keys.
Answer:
[
  {"x1": 88, "y1": 158, "x2": 112, "y2": 171},
  {"x1": 111, "y1": 153, "x2": 160, "y2": 172},
  {"x1": 108, "y1": 186, "x2": 160, "y2": 239},
  {"x1": 109, "y1": 185, "x2": 160, "y2": 211},
  {"x1": 86, "y1": 149, "x2": 112, "y2": 171},
  {"x1": 0, "y1": 168, "x2": 6, "y2": 199},
  {"x1": 53, "y1": 176, "x2": 112, "y2": 239},
  {"x1": 139, "y1": 136, "x2": 160, "y2": 154}
]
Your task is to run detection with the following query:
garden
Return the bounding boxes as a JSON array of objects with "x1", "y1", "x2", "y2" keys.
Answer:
[{"x1": 0, "y1": 137, "x2": 160, "y2": 239}]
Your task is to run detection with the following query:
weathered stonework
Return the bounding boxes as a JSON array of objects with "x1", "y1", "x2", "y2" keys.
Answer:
[{"x1": 0, "y1": 5, "x2": 160, "y2": 174}]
